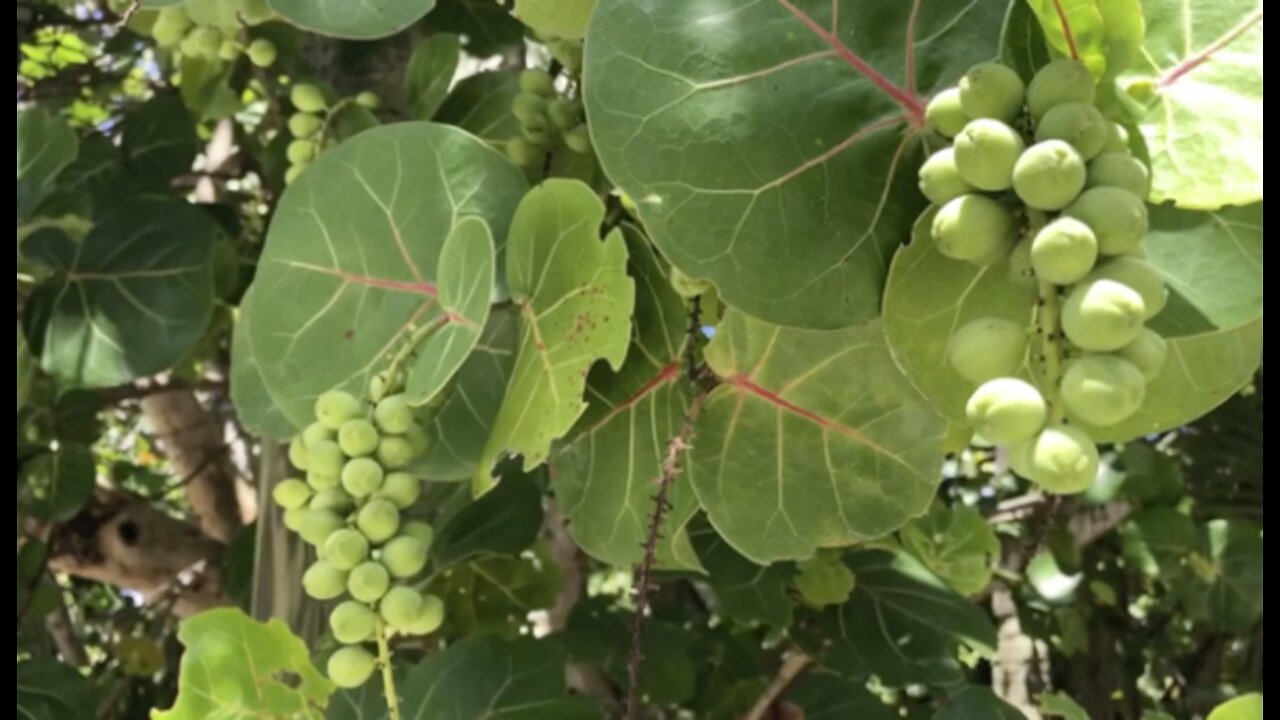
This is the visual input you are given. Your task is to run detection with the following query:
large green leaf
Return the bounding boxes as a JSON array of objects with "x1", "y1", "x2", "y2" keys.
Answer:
[
  {"x1": 1121, "y1": 508, "x2": 1199, "y2": 581},
  {"x1": 475, "y1": 180, "x2": 635, "y2": 493},
  {"x1": 691, "y1": 311, "x2": 946, "y2": 564},
  {"x1": 17, "y1": 108, "x2": 78, "y2": 221},
  {"x1": 404, "y1": 216, "x2": 495, "y2": 405},
  {"x1": 553, "y1": 228, "x2": 701, "y2": 571},
  {"x1": 515, "y1": 0, "x2": 597, "y2": 40},
  {"x1": 231, "y1": 123, "x2": 528, "y2": 437},
  {"x1": 585, "y1": 0, "x2": 1009, "y2": 329},
  {"x1": 432, "y1": 473, "x2": 544, "y2": 569},
  {"x1": 1209, "y1": 695, "x2": 1264, "y2": 720},
  {"x1": 22, "y1": 198, "x2": 219, "y2": 388},
  {"x1": 901, "y1": 504, "x2": 1000, "y2": 597},
  {"x1": 690, "y1": 520, "x2": 795, "y2": 628},
  {"x1": 267, "y1": 0, "x2": 436, "y2": 40},
  {"x1": 560, "y1": 600, "x2": 700, "y2": 707},
  {"x1": 154, "y1": 609, "x2": 334, "y2": 720},
  {"x1": 20, "y1": 445, "x2": 95, "y2": 523},
  {"x1": 325, "y1": 685, "x2": 385, "y2": 720},
  {"x1": 788, "y1": 673, "x2": 896, "y2": 719},
  {"x1": 935, "y1": 687, "x2": 1025, "y2": 720},
  {"x1": 426, "y1": 0, "x2": 527, "y2": 57},
  {"x1": 16, "y1": 658, "x2": 94, "y2": 720},
  {"x1": 1190, "y1": 518, "x2": 1264, "y2": 633},
  {"x1": 17, "y1": 324, "x2": 35, "y2": 412},
  {"x1": 406, "y1": 34, "x2": 461, "y2": 121},
  {"x1": 1024, "y1": 0, "x2": 1145, "y2": 78},
  {"x1": 1135, "y1": 0, "x2": 1263, "y2": 209},
  {"x1": 121, "y1": 95, "x2": 198, "y2": 190},
  {"x1": 1042, "y1": 693, "x2": 1091, "y2": 720},
  {"x1": 428, "y1": 553, "x2": 562, "y2": 637},
  {"x1": 823, "y1": 553, "x2": 998, "y2": 688},
  {"x1": 400, "y1": 636, "x2": 601, "y2": 718}
]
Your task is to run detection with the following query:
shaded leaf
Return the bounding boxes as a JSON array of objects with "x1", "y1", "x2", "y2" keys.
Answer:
[
  {"x1": 1001, "y1": 0, "x2": 1053, "y2": 83},
  {"x1": 586, "y1": 0, "x2": 1009, "y2": 329},
  {"x1": 1209, "y1": 695, "x2": 1264, "y2": 720},
  {"x1": 154, "y1": 608, "x2": 334, "y2": 720},
  {"x1": 515, "y1": 0, "x2": 598, "y2": 40},
  {"x1": 823, "y1": 552, "x2": 997, "y2": 688},
  {"x1": 692, "y1": 311, "x2": 946, "y2": 564},
  {"x1": 434, "y1": 70, "x2": 524, "y2": 147},
  {"x1": 267, "y1": 0, "x2": 437, "y2": 40},
  {"x1": 553, "y1": 227, "x2": 701, "y2": 571},
  {"x1": 18, "y1": 325, "x2": 36, "y2": 412},
  {"x1": 1042, "y1": 693, "x2": 1091, "y2": 720},
  {"x1": 16, "y1": 658, "x2": 94, "y2": 720},
  {"x1": 1189, "y1": 519, "x2": 1264, "y2": 633},
  {"x1": 901, "y1": 504, "x2": 999, "y2": 597},
  {"x1": 17, "y1": 107, "x2": 78, "y2": 221},
  {"x1": 690, "y1": 520, "x2": 794, "y2": 628},
  {"x1": 406, "y1": 34, "x2": 461, "y2": 121},
  {"x1": 1136, "y1": 0, "x2": 1263, "y2": 209},
  {"x1": 560, "y1": 599, "x2": 698, "y2": 707},
  {"x1": 1028, "y1": 551, "x2": 1084, "y2": 603},
  {"x1": 22, "y1": 199, "x2": 219, "y2": 388},
  {"x1": 432, "y1": 472, "x2": 544, "y2": 569},
  {"x1": 789, "y1": 673, "x2": 897, "y2": 719},
  {"x1": 231, "y1": 123, "x2": 528, "y2": 438},
  {"x1": 21, "y1": 445, "x2": 95, "y2": 523},
  {"x1": 400, "y1": 636, "x2": 601, "y2": 718},
  {"x1": 326, "y1": 685, "x2": 386, "y2": 720},
  {"x1": 428, "y1": 553, "x2": 562, "y2": 637},
  {"x1": 475, "y1": 180, "x2": 635, "y2": 492},
  {"x1": 179, "y1": 55, "x2": 240, "y2": 121},
  {"x1": 121, "y1": 95, "x2": 198, "y2": 190},
  {"x1": 795, "y1": 551, "x2": 857, "y2": 608},
  {"x1": 935, "y1": 687, "x2": 1025, "y2": 720},
  {"x1": 1122, "y1": 508, "x2": 1199, "y2": 581},
  {"x1": 426, "y1": 0, "x2": 527, "y2": 57}
]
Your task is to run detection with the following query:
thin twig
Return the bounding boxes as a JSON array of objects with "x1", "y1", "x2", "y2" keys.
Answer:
[
  {"x1": 627, "y1": 393, "x2": 708, "y2": 720},
  {"x1": 745, "y1": 652, "x2": 815, "y2": 720},
  {"x1": 118, "y1": 0, "x2": 143, "y2": 26}
]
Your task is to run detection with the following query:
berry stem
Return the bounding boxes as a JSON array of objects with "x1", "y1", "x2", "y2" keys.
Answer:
[
  {"x1": 374, "y1": 316, "x2": 450, "y2": 403},
  {"x1": 375, "y1": 618, "x2": 402, "y2": 720},
  {"x1": 1038, "y1": 280, "x2": 1067, "y2": 425}
]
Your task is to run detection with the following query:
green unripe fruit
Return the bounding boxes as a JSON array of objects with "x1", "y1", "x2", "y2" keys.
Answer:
[
  {"x1": 506, "y1": 137, "x2": 544, "y2": 167},
  {"x1": 240, "y1": 0, "x2": 276, "y2": 25},
  {"x1": 327, "y1": 647, "x2": 376, "y2": 690},
  {"x1": 356, "y1": 92, "x2": 381, "y2": 110},
  {"x1": 669, "y1": 267, "x2": 712, "y2": 299},
  {"x1": 1064, "y1": 188, "x2": 1149, "y2": 255},
  {"x1": 307, "y1": 470, "x2": 340, "y2": 492},
  {"x1": 247, "y1": 38, "x2": 277, "y2": 68},
  {"x1": 299, "y1": 510, "x2": 344, "y2": 547},
  {"x1": 402, "y1": 594, "x2": 446, "y2": 636},
  {"x1": 1118, "y1": 329, "x2": 1170, "y2": 382},
  {"x1": 404, "y1": 425, "x2": 432, "y2": 459},
  {"x1": 316, "y1": 391, "x2": 362, "y2": 430},
  {"x1": 1035, "y1": 103, "x2": 1108, "y2": 160},
  {"x1": 925, "y1": 88, "x2": 969, "y2": 138},
  {"x1": 1008, "y1": 441, "x2": 1039, "y2": 480},
  {"x1": 273, "y1": 479, "x2": 313, "y2": 510},
  {"x1": 289, "y1": 113, "x2": 322, "y2": 139},
  {"x1": 309, "y1": 488, "x2": 354, "y2": 513},
  {"x1": 548, "y1": 98, "x2": 582, "y2": 131},
  {"x1": 380, "y1": 586, "x2": 424, "y2": 630},
  {"x1": 1102, "y1": 122, "x2": 1131, "y2": 154},
  {"x1": 954, "y1": 119, "x2": 1026, "y2": 191},
  {"x1": 376, "y1": 436, "x2": 417, "y2": 470},
  {"x1": 303, "y1": 561, "x2": 349, "y2": 601},
  {"x1": 958, "y1": 62, "x2": 1026, "y2": 122},
  {"x1": 338, "y1": 419, "x2": 380, "y2": 458},
  {"x1": 329, "y1": 602, "x2": 377, "y2": 645},
  {"x1": 218, "y1": 39, "x2": 243, "y2": 62},
  {"x1": 304, "y1": 422, "x2": 333, "y2": 447},
  {"x1": 347, "y1": 561, "x2": 391, "y2": 604},
  {"x1": 283, "y1": 508, "x2": 308, "y2": 533},
  {"x1": 1062, "y1": 279, "x2": 1147, "y2": 352},
  {"x1": 152, "y1": 10, "x2": 192, "y2": 47},
  {"x1": 307, "y1": 440, "x2": 345, "y2": 477},
  {"x1": 1025, "y1": 425, "x2": 1100, "y2": 494},
  {"x1": 932, "y1": 195, "x2": 1017, "y2": 262},
  {"x1": 947, "y1": 318, "x2": 1028, "y2": 385},
  {"x1": 1007, "y1": 238, "x2": 1037, "y2": 289},
  {"x1": 1031, "y1": 217, "x2": 1098, "y2": 285},
  {"x1": 1084, "y1": 257, "x2": 1167, "y2": 320},
  {"x1": 1027, "y1": 59, "x2": 1096, "y2": 119},
  {"x1": 512, "y1": 92, "x2": 549, "y2": 125},
  {"x1": 564, "y1": 125, "x2": 593, "y2": 155},
  {"x1": 402, "y1": 521, "x2": 435, "y2": 548},
  {"x1": 289, "y1": 437, "x2": 310, "y2": 471},
  {"x1": 285, "y1": 164, "x2": 307, "y2": 185},
  {"x1": 382, "y1": 536, "x2": 429, "y2": 579},
  {"x1": 1086, "y1": 153, "x2": 1151, "y2": 199},
  {"x1": 183, "y1": 27, "x2": 223, "y2": 59},
  {"x1": 918, "y1": 148, "x2": 976, "y2": 206},
  {"x1": 291, "y1": 84, "x2": 328, "y2": 113},
  {"x1": 374, "y1": 395, "x2": 414, "y2": 435},
  {"x1": 357, "y1": 499, "x2": 401, "y2": 545},
  {"x1": 520, "y1": 69, "x2": 557, "y2": 96},
  {"x1": 342, "y1": 458, "x2": 385, "y2": 498},
  {"x1": 1013, "y1": 140, "x2": 1087, "y2": 211},
  {"x1": 379, "y1": 472, "x2": 422, "y2": 510},
  {"x1": 287, "y1": 140, "x2": 317, "y2": 166},
  {"x1": 966, "y1": 378, "x2": 1048, "y2": 445},
  {"x1": 1062, "y1": 355, "x2": 1147, "y2": 426},
  {"x1": 325, "y1": 529, "x2": 371, "y2": 571},
  {"x1": 522, "y1": 126, "x2": 553, "y2": 145}
]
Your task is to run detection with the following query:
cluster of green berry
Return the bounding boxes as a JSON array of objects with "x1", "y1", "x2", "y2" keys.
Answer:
[
  {"x1": 285, "y1": 84, "x2": 381, "y2": 185},
  {"x1": 922, "y1": 59, "x2": 1169, "y2": 495},
  {"x1": 149, "y1": 1, "x2": 277, "y2": 68},
  {"x1": 507, "y1": 69, "x2": 593, "y2": 169},
  {"x1": 274, "y1": 380, "x2": 444, "y2": 690}
]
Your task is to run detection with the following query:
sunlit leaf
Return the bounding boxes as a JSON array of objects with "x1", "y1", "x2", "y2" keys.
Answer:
[
  {"x1": 17, "y1": 107, "x2": 78, "y2": 221},
  {"x1": 901, "y1": 504, "x2": 1000, "y2": 597},
  {"x1": 16, "y1": 658, "x2": 94, "y2": 720},
  {"x1": 1209, "y1": 694, "x2": 1264, "y2": 720},
  {"x1": 406, "y1": 34, "x2": 461, "y2": 121},
  {"x1": 515, "y1": 0, "x2": 598, "y2": 40},
  {"x1": 267, "y1": 0, "x2": 437, "y2": 40}
]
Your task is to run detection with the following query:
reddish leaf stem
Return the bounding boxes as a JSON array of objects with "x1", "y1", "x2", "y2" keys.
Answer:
[
  {"x1": 1051, "y1": 0, "x2": 1081, "y2": 61},
  {"x1": 1159, "y1": 8, "x2": 1264, "y2": 88}
]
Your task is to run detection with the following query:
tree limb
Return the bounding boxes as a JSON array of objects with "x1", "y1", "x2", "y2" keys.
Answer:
[{"x1": 744, "y1": 652, "x2": 815, "y2": 720}]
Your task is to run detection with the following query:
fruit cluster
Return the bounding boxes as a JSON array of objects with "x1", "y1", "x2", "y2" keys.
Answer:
[
  {"x1": 150, "y1": 1, "x2": 277, "y2": 68},
  {"x1": 922, "y1": 59, "x2": 1168, "y2": 495},
  {"x1": 274, "y1": 380, "x2": 444, "y2": 689},
  {"x1": 507, "y1": 69, "x2": 593, "y2": 170},
  {"x1": 285, "y1": 84, "x2": 381, "y2": 185}
]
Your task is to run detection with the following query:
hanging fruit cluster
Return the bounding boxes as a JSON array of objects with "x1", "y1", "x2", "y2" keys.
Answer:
[
  {"x1": 921, "y1": 58, "x2": 1167, "y2": 495},
  {"x1": 508, "y1": 68, "x2": 593, "y2": 170},
  {"x1": 284, "y1": 84, "x2": 381, "y2": 185},
  {"x1": 274, "y1": 378, "x2": 444, "y2": 689},
  {"x1": 149, "y1": 0, "x2": 277, "y2": 68}
]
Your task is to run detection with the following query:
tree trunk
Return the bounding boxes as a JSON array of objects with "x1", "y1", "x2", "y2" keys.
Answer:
[
  {"x1": 141, "y1": 390, "x2": 244, "y2": 544},
  {"x1": 42, "y1": 490, "x2": 231, "y2": 618},
  {"x1": 992, "y1": 589, "x2": 1045, "y2": 719},
  {"x1": 251, "y1": 441, "x2": 323, "y2": 642}
]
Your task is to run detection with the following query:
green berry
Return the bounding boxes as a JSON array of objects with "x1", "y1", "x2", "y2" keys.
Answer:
[
  {"x1": 925, "y1": 88, "x2": 969, "y2": 138},
  {"x1": 381, "y1": 536, "x2": 429, "y2": 579},
  {"x1": 1007, "y1": 237, "x2": 1038, "y2": 289},
  {"x1": 309, "y1": 488, "x2": 355, "y2": 513},
  {"x1": 338, "y1": 419, "x2": 380, "y2": 458},
  {"x1": 291, "y1": 83, "x2": 328, "y2": 113},
  {"x1": 287, "y1": 139, "x2": 317, "y2": 166},
  {"x1": 966, "y1": 378, "x2": 1048, "y2": 445},
  {"x1": 1030, "y1": 217, "x2": 1098, "y2": 285},
  {"x1": 355, "y1": 92, "x2": 381, "y2": 110},
  {"x1": 512, "y1": 92, "x2": 549, "y2": 126},
  {"x1": 289, "y1": 113, "x2": 323, "y2": 139},
  {"x1": 325, "y1": 529, "x2": 371, "y2": 571},
  {"x1": 283, "y1": 508, "x2": 307, "y2": 533},
  {"x1": 327, "y1": 647, "x2": 376, "y2": 689},
  {"x1": 299, "y1": 510, "x2": 344, "y2": 547},
  {"x1": 369, "y1": 370, "x2": 404, "y2": 401},
  {"x1": 288, "y1": 437, "x2": 309, "y2": 471},
  {"x1": 374, "y1": 395, "x2": 414, "y2": 435},
  {"x1": 401, "y1": 595, "x2": 446, "y2": 636},
  {"x1": 401, "y1": 521, "x2": 435, "y2": 547},
  {"x1": 1035, "y1": 103, "x2": 1108, "y2": 160},
  {"x1": 376, "y1": 436, "x2": 417, "y2": 470},
  {"x1": 329, "y1": 601, "x2": 377, "y2": 645},
  {"x1": 947, "y1": 318, "x2": 1028, "y2": 385},
  {"x1": 183, "y1": 27, "x2": 223, "y2": 59},
  {"x1": 958, "y1": 62, "x2": 1026, "y2": 122},
  {"x1": 522, "y1": 126, "x2": 553, "y2": 145},
  {"x1": 1086, "y1": 153, "x2": 1152, "y2": 199},
  {"x1": 1062, "y1": 355, "x2": 1147, "y2": 427},
  {"x1": 218, "y1": 39, "x2": 243, "y2": 62},
  {"x1": 1027, "y1": 59, "x2": 1096, "y2": 120},
  {"x1": 548, "y1": 98, "x2": 582, "y2": 131},
  {"x1": 303, "y1": 561, "x2": 349, "y2": 601},
  {"x1": 918, "y1": 148, "x2": 976, "y2": 206},
  {"x1": 1085, "y1": 257, "x2": 1168, "y2": 320},
  {"x1": 285, "y1": 165, "x2": 307, "y2": 186},
  {"x1": 247, "y1": 38, "x2": 277, "y2": 68},
  {"x1": 347, "y1": 561, "x2": 391, "y2": 604},
  {"x1": 379, "y1": 472, "x2": 421, "y2": 510},
  {"x1": 520, "y1": 69, "x2": 557, "y2": 96},
  {"x1": 273, "y1": 479, "x2": 313, "y2": 510},
  {"x1": 564, "y1": 125, "x2": 592, "y2": 154},
  {"x1": 1102, "y1": 122, "x2": 1131, "y2": 154},
  {"x1": 1118, "y1": 329, "x2": 1170, "y2": 382},
  {"x1": 1013, "y1": 140, "x2": 1088, "y2": 211},
  {"x1": 931, "y1": 195, "x2": 1017, "y2": 262},
  {"x1": 506, "y1": 137, "x2": 544, "y2": 167},
  {"x1": 1064, "y1": 187, "x2": 1149, "y2": 256},
  {"x1": 1025, "y1": 425, "x2": 1100, "y2": 494},
  {"x1": 307, "y1": 440, "x2": 346, "y2": 476},
  {"x1": 1062, "y1": 279, "x2": 1147, "y2": 352},
  {"x1": 954, "y1": 119, "x2": 1026, "y2": 191},
  {"x1": 307, "y1": 470, "x2": 340, "y2": 492},
  {"x1": 240, "y1": 0, "x2": 276, "y2": 25},
  {"x1": 380, "y1": 586, "x2": 424, "y2": 630},
  {"x1": 152, "y1": 10, "x2": 192, "y2": 47},
  {"x1": 316, "y1": 391, "x2": 362, "y2": 430},
  {"x1": 342, "y1": 458, "x2": 385, "y2": 498},
  {"x1": 356, "y1": 499, "x2": 401, "y2": 545},
  {"x1": 304, "y1": 422, "x2": 333, "y2": 447},
  {"x1": 404, "y1": 425, "x2": 432, "y2": 459}
]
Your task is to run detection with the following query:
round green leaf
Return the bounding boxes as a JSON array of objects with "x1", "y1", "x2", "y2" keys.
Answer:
[
  {"x1": 435, "y1": 70, "x2": 525, "y2": 158},
  {"x1": 268, "y1": 0, "x2": 436, "y2": 40},
  {"x1": 406, "y1": 34, "x2": 462, "y2": 121},
  {"x1": 585, "y1": 0, "x2": 1010, "y2": 329},
  {"x1": 231, "y1": 123, "x2": 528, "y2": 437},
  {"x1": 692, "y1": 312, "x2": 946, "y2": 564},
  {"x1": 901, "y1": 504, "x2": 1000, "y2": 597},
  {"x1": 17, "y1": 108, "x2": 78, "y2": 221},
  {"x1": 21, "y1": 445, "x2": 96, "y2": 523},
  {"x1": 121, "y1": 95, "x2": 198, "y2": 191},
  {"x1": 1209, "y1": 695, "x2": 1263, "y2": 720},
  {"x1": 515, "y1": 0, "x2": 597, "y2": 41},
  {"x1": 17, "y1": 659, "x2": 94, "y2": 720}
]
